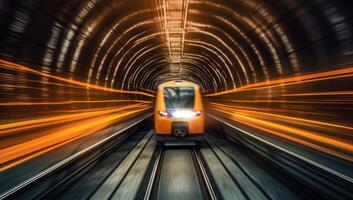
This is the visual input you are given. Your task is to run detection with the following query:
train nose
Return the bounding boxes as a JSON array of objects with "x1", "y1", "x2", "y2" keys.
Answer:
[{"x1": 172, "y1": 122, "x2": 188, "y2": 137}]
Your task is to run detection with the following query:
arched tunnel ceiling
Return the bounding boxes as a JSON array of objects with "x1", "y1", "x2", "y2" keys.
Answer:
[{"x1": 0, "y1": 0, "x2": 353, "y2": 93}]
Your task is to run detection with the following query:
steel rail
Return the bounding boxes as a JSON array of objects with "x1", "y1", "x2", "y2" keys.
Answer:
[
  {"x1": 193, "y1": 149, "x2": 218, "y2": 200},
  {"x1": 0, "y1": 113, "x2": 153, "y2": 200},
  {"x1": 208, "y1": 114, "x2": 353, "y2": 184},
  {"x1": 143, "y1": 149, "x2": 162, "y2": 200}
]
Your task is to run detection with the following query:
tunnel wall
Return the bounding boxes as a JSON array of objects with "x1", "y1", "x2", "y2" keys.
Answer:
[
  {"x1": 0, "y1": 0, "x2": 352, "y2": 123},
  {"x1": 0, "y1": 0, "x2": 352, "y2": 175},
  {"x1": 0, "y1": 0, "x2": 353, "y2": 92}
]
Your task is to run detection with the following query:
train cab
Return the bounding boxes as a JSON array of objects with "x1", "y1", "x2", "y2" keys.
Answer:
[{"x1": 154, "y1": 80, "x2": 204, "y2": 145}]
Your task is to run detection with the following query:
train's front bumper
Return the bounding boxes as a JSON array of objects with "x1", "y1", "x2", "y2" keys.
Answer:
[
  {"x1": 155, "y1": 134, "x2": 203, "y2": 146},
  {"x1": 154, "y1": 113, "x2": 204, "y2": 134},
  {"x1": 155, "y1": 134, "x2": 203, "y2": 141}
]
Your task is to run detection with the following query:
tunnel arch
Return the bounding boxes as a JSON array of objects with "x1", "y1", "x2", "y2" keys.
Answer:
[{"x1": 0, "y1": 0, "x2": 352, "y2": 94}]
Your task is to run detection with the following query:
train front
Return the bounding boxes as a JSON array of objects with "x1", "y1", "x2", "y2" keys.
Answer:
[{"x1": 154, "y1": 80, "x2": 204, "y2": 145}]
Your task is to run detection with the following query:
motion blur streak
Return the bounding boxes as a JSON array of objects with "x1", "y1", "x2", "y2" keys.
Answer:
[
  {"x1": 0, "y1": 57, "x2": 154, "y2": 172},
  {"x1": 0, "y1": 100, "x2": 151, "y2": 106},
  {"x1": 0, "y1": 0, "x2": 352, "y2": 198},
  {"x1": 206, "y1": 67, "x2": 353, "y2": 96},
  {"x1": 227, "y1": 99, "x2": 353, "y2": 105},
  {"x1": 0, "y1": 103, "x2": 150, "y2": 172},
  {"x1": 208, "y1": 103, "x2": 353, "y2": 162},
  {"x1": 209, "y1": 103, "x2": 353, "y2": 131},
  {"x1": 206, "y1": 55, "x2": 353, "y2": 163},
  {"x1": 0, "y1": 103, "x2": 148, "y2": 136},
  {"x1": 282, "y1": 91, "x2": 353, "y2": 96},
  {"x1": 0, "y1": 59, "x2": 154, "y2": 97}
]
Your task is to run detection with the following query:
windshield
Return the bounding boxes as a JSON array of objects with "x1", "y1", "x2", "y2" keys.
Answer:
[{"x1": 164, "y1": 87, "x2": 195, "y2": 111}]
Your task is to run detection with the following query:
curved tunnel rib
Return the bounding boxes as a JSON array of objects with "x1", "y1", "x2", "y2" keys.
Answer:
[{"x1": 0, "y1": 0, "x2": 352, "y2": 199}]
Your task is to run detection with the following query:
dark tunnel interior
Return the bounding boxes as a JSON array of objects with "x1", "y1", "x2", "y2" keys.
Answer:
[
  {"x1": 1, "y1": 0, "x2": 353, "y2": 91},
  {"x1": 0, "y1": 0, "x2": 352, "y2": 199}
]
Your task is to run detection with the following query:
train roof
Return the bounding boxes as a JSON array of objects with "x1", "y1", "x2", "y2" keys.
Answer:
[{"x1": 158, "y1": 80, "x2": 199, "y2": 88}]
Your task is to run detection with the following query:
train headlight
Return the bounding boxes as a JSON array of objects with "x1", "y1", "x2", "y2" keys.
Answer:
[
  {"x1": 194, "y1": 110, "x2": 202, "y2": 116},
  {"x1": 158, "y1": 111, "x2": 170, "y2": 117},
  {"x1": 158, "y1": 110, "x2": 203, "y2": 118},
  {"x1": 170, "y1": 110, "x2": 203, "y2": 118}
]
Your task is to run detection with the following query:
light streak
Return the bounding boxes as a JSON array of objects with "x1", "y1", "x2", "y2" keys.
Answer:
[
  {"x1": 224, "y1": 99, "x2": 353, "y2": 105},
  {"x1": 0, "y1": 104, "x2": 151, "y2": 171},
  {"x1": 181, "y1": 0, "x2": 189, "y2": 76},
  {"x1": 159, "y1": 0, "x2": 190, "y2": 78},
  {"x1": 0, "y1": 100, "x2": 151, "y2": 106},
  {"x1": 206, "y1": 67, "x2": 353, "y2": 96},
  {"x1": 0, "y1": 59, "x2": 154, "y2": 97},
  {"x1": 282, "y1": 91, "x2": 353, "y2": 96},
  {"x1": 196, "y1": 1, "x2": 284, "y2": 76},
  {"x1": 186, "y1": 41, "x2": 239, "y2": 87},
  {"x1": 188, "y1": 21, "x2": 256, "y2": 82},
  {"x1": 0, "y1": 73, "x2": 85, "y2": 89},
  {"x1": 233, "y1": 119, "x2": 352, "y2": 162},
  {"x1": 0, "y1": 104, "x2": 148, "y2": 136},
  {"x1": 162, "y1": 0, "x2": 171, "y2": 61},
  {"x1": 208, "y1": 103, "x2": 353, "y2": 162},
  {"x1": 209, "y1": 102, "x2": 353, "y2": 131},
  {"x1": 208, "y1": 102, "x2": 338, "y2": 116}
]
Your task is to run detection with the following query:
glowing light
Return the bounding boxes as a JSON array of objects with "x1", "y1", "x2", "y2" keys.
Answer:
[
  {"x1": 208, "y1": 103, "x2": 353, "y2": 162},
  {"x1": 0, "y1": 99, "x2": 151, "y2": 106},
  {"x1": 0, "y1": 103, "x2": 151, "y2": 171},
  {"x1": 209, "y1": 102, "x2": 353, "y2": 131},
  {"x1": 158, "y1": 110, "x2": 169, "y2": 117},
  {"x1": 206, "y1": 67, "x2": 353, "y2": 96},
  {"x1": 0, "y1": 59, "x2": 154, "y2": 97},
  {"x1": 159, "y1": 0, "x2": 190, "y2": 78},
  {"x1": 0, "y1": 104, "x2": 149, "y2": 136},
  {"x1": 171, "y1": 110, "x2": 201, "y2": 118}
]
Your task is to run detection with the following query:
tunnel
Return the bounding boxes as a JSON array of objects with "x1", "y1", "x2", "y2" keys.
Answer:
[{"x1": 0, "y1": 0, "x2": 352, "y2": 199}]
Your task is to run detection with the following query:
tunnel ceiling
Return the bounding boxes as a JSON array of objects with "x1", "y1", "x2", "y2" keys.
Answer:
[{"x1": 0, "y1": 0, "x2": 353, "y2": 92}]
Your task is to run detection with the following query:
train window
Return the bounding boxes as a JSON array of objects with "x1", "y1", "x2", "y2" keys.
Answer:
[{"x1": 164, "y1": 87, "x2": 195, "y2": 111}]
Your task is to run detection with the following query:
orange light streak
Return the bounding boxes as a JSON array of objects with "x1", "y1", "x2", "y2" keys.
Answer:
[
  {"x1": 0, "y1": 73, "x2": 86, "y2": 89},
  {"x1": 0, "y1": 99, "x2": 151, "y2": 106},
  {"x1": 0, "y1": 123, "x2": 108, "y2": 172},
  {"x1": 234, "y1": 119, "x2": 353, "y2": 162},
  {"x1": 207, "y1": 101, "x2": 337, "y2": 116},
  {"x1": 0, "y1": 59, "x2": 154, "y2": 97},
  {"x1": 224, "y1": 99, "x2": 353, "y2": 104},
  {"x1": 0, "y1": 106, "x2": 150, "y2": 171},
  {"x1": 209, "y1": 104, "x2": 353, "y2": 161},
  {"x1": 0, "y1": 103, "x2": 148, "y2": 136},
  {"x1": 282, "y1": 91, "x2": 353, "y2": 96},
  {"x1": 209, "y1": 102, "x2": 353, "y2": 131},
  {"x1": 206, "y1": 67, "x2": 353, "y2": 96}
]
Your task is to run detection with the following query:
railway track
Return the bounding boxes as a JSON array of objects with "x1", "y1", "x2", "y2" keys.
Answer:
[
  {"x1": 0, "y1": 115, "x2": 153, "y2": 200},
  {"x1": 208, "y1": 114, "x2": 353, "y2": 200},
  {"x1": 1, "y1": 117, "x2": 352, "y2": 199},
  {"x1": 143, "y1": 148, "x2": 217, "y2": 200}
]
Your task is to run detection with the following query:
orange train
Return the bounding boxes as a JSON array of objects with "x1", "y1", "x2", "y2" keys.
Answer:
[{"x1": 154, "y1": 80, "x2": 204, "y2": 144}]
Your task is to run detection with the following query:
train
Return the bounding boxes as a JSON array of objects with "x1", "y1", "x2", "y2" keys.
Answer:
[{"x1": 154, "y1": 80, "x2": 204, "y2": 145}]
